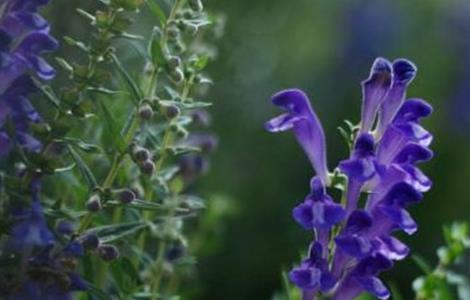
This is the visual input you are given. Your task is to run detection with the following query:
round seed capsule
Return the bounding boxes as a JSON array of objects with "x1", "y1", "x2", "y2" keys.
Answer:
[
  {"x1": 118, "y1": 189, "x2": 136, "y2": 204},
  {"x1": 138, "y1": 103, "x2": 154, "y2": 120},
  {"x1": 86, "y1": 194, "x2": 102, "y2": 212},
  {"x1": 141, "y1": 160, "x2": 156, "y2": 175},
  {"x1": 98, "y1": 245, "x2": 119, "y2": 262}
]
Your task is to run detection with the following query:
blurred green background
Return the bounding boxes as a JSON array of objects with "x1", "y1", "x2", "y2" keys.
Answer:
[{"x1": 45, "y1": 0, "x2": 470, "y2": 299}]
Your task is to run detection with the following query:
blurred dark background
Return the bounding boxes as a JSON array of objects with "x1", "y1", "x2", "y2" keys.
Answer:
[{"x1": 45, "y1": 0, "x2": 470, "y2": 299}]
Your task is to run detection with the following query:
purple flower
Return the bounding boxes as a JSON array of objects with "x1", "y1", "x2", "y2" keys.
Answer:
[
  {"x1": 267, "y1": 58, "x2": 433, "y2": 300},
  {"x1": 266, "y1": 89, "x2": 330, "y2": 185},
  {"x1": 0, "y1": 0, "x2": 58, "y2": 155}
]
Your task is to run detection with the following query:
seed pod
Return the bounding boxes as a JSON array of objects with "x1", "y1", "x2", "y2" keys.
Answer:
[
  {"x1": 98, "y1": 245, "x2": 119, "y2": 262},
  {"x1": 167, "y1": 56, "x2": 182, "y2": 69},
  {"x1": 133, "y1": 146, "x2": 150, "y2": 162},
  {"x1": 138, "y1": 103, "x2": 154, "y2": 120},
  {"x1": 164, "y1": 105, "x2": 180, "y2": 119},
  {"x1": 167, "y1": 25, "x2": 180, "y2": 41},
  {"x1": 141, "y1": 160, "x2": 156, "y2": 175},
  {"x1": 118, "y1": 189, "x2": 136, "y2": 204},
  {"x1": 86, "y1": 194, "x2": 102, "y2": 212},
  {"x1": 170, "y1": 68, "x2": 184, "y2": 83},
  {"x1": 80, "y1": 232, "x2": 100, "y2": 250}
]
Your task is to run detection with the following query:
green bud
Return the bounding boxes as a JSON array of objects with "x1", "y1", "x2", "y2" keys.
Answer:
[
  {"x1": 170, "y1": 68, "x2": 185, "y2": 83},
  {"x1": 167, "y1": 56, "x2": 182, "y2": 69},
  {"x1": 167, "y1": 26, "x2": 180, "y2": 41}
]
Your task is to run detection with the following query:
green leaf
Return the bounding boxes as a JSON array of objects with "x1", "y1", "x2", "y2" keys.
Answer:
[
  {"x1": 32, "y1": 78, "x2": 61, "y2": 109},
  {"x1": 110, "y1": 257, "x2": 140, "y2": 295},
  {"x1": 55, "y1": 57, "x2": 74, "y2": 73},
  {"x1": 148, "y1": 26, "x2": 165, "y2": 66},
  {"x1": 98, "y1": 101, "x2": 126, "y2": 152},
  {"x1": 62, "y1": 137, "x2": 102, "y2": 153},
  {"x1": 144, "y1": 0, "x2": 167, "y2": 26},
  {"x1": 87, "y1": 284, "x2": 113, "y2": 300},
  {"x1": 110, "y1": 53, "x2": 143, "y2": 105},
  {"x1": 106, "y1": 199, "x2": 164, "y2": 212},
  {"x1": 93, "y1": 221, "x2": 148, "y2": 243},
  {"x1": 64, "y1": 36, "x2": 90, "y2": 52},
  {"x1": 412, "y1": 254, "x2": 433, "y2": 274},
  {"x1": 67, "y1": 145, "x2": 98, "y2": 189}
]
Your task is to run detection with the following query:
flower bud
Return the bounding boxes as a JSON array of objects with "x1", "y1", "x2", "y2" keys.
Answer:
[
  {"x1": 165, "y1": 244, "x2": 185, "y2": 262},
  {"x1": 141, "y1": 160, "x2": 156, "y2": 175},
  {"x1": 132, "y1": 146, "x2": 150, "y2": 162},
  {"x1": 189, "y1": 0, "x2": 203, "y2": 12},
  {"x1": 170, "y1": 68, "x2": 184, "y2": 83},
  {"x1": 167, "y1": 26, "x2": 180, "y2": 41},
  {"x1": 167, "y1": 56, "x2": 181, "y2": 69},
  {"x1": 98, "y1": 244, "x2": 119, "y2": 262},
  {"x1": 81, "y1": 232, "x2": 100, "y2": 250},
  {"x1": 138, "y1": 103, "x2": 154, "y2": 120},
  {"x1": 56, "y1": 220, "x2": 75, "y2": 235},
  {"x1": 86, "y1": 194, "x2": 102, "y2": 212},
  {"x1": 164, "y1": 105, "x2": 180, "y2": 119},
  {"x1": 118, "y1": 188, "x2": 136, "y2": 204}
]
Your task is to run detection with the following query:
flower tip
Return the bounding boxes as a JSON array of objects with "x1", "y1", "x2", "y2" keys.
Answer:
[
  {"x1": 271, "y1": 88, "x2": 308, "y2": 107},
  {"x1": 365, "y1": 57, "x2": 393, "y2": 85},
  {"x1": 393, "y1": 59, "x2": 417, "y2": 84}
]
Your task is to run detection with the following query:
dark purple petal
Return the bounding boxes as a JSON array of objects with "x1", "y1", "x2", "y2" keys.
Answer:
[
  {"x1": 401, "y1": 164, "x2": 432, "y2": 192},
  {"x1": 344, "y1": 210, "x2": 373, "y2": 234},
  {"x1": 16, "y1": 32, "x2": 59, "y2": 55},
  {"x1": 376, "y1": 59, "x2": 417, "y2": 136},
  {"x1": 393, "y1": 143, "x2": 433, "y2": 164},
  {"x1": 356, "y1": 276, "x2": 390, "y2": 300},
  {"x1": 309, "y1": 176, "x2": 326, "y2": 201},
  {"x1": 393, "y1": 98, "x2": 432, "y2": 123},
  {"x1": 335, "y1": 235, "x2": 373, "y2": 258},
  {"x1": 308, "y1": 241, "x2": 323, "y2": 262},
  {"x1": 377, "y1": 236, "x2": 409, "y2": 260},
  {"x1": 320, "y1": 271, "x2": 337, "y2": 292},
  {"x1": 266, "y1": 89, "x2": 330, "y2": 184},
  {"x1": 293, "y1": 200, "x2": 345, "y2": 229},
  {"x1": 289, "y1": 266, "x2": 322, "y2": 290},
  {"x1": 380, "y1": 182, "x2": 423, "y2": 207},
  {"x1": 378, "y1": 206, "x2": 417, "y2": 235},
  {"x1": 339, "y1": 157, "x2": 375, "y2": 182},
  {"x1": 0, "y1": 131, "x2": 12, "y2": 155},
  {"x1": 360, "y1": 58, "x2": 392, "y2": 132},
  {"x1": 354, "y1": 133, "x2": 375, "y2": 156}
]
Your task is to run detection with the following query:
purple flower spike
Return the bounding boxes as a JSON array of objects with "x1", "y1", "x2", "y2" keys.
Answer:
[
  {"x1": 360, "y1": 58, "x2": 392, "y2": 133},
  {"x1": 268, "y1": 58, "x2": 432, "y2": 300},
  {"x1": 266, "y1": 89, "x2": 330, "y2": 185},
  {"x1": 0, "y1": 0, "x2": 58, "y2": 156}
]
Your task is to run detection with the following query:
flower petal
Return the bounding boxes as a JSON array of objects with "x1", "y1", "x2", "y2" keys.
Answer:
[{"x1": 360, "y1": 58, "x2": 392, "y2": 133}]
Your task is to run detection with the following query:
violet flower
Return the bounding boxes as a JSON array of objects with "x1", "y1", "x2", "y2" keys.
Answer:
[
  {"x1": 0, "y1": 0, "x2": 58, "y2": 155},
  {"x1": 266, "y1": 58, "x2": 432, "y2": 300}
]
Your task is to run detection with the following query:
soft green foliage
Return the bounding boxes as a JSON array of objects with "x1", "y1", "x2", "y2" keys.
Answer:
[
  {"x1": 413, "y1": 222, "x2": 470, "y2": 300},
  {"x1": 15, "y1": 0, "x2": 224, "y2": 298}
]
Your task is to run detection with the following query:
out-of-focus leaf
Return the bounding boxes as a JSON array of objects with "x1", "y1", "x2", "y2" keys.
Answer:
[
  {"x1": 148, "y1": 26, "x2": 165, "y2": 66},
  {"x1": 144, "y1": 0, "x2": 166, "y2": 26},
  {"x1": 110, "y1": 53, "x2": 143, "y2": 105},
  {"x1": 98, "y1": 101, "x2": 126, "y2": 152},
  {"x1": 67, "y1": 145, "x2": 98, "y2": 189},
  {"x1": 106, "y1": 199, "x2": 163, "y2": 211},
  {"x1": 94, "y1": 221, "x2": 148, "y2": 243}
]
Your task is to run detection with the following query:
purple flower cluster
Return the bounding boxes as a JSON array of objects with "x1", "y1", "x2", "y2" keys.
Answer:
[
  {"x1": 0, "y1": 0, "x2": 58, "y2": 155},
  {"x1": 4, "y1": 180, "x2": 88, "y2": 299},
  {"x1": 266, "y1": 58, "x2": 432, "y2": 299}
]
